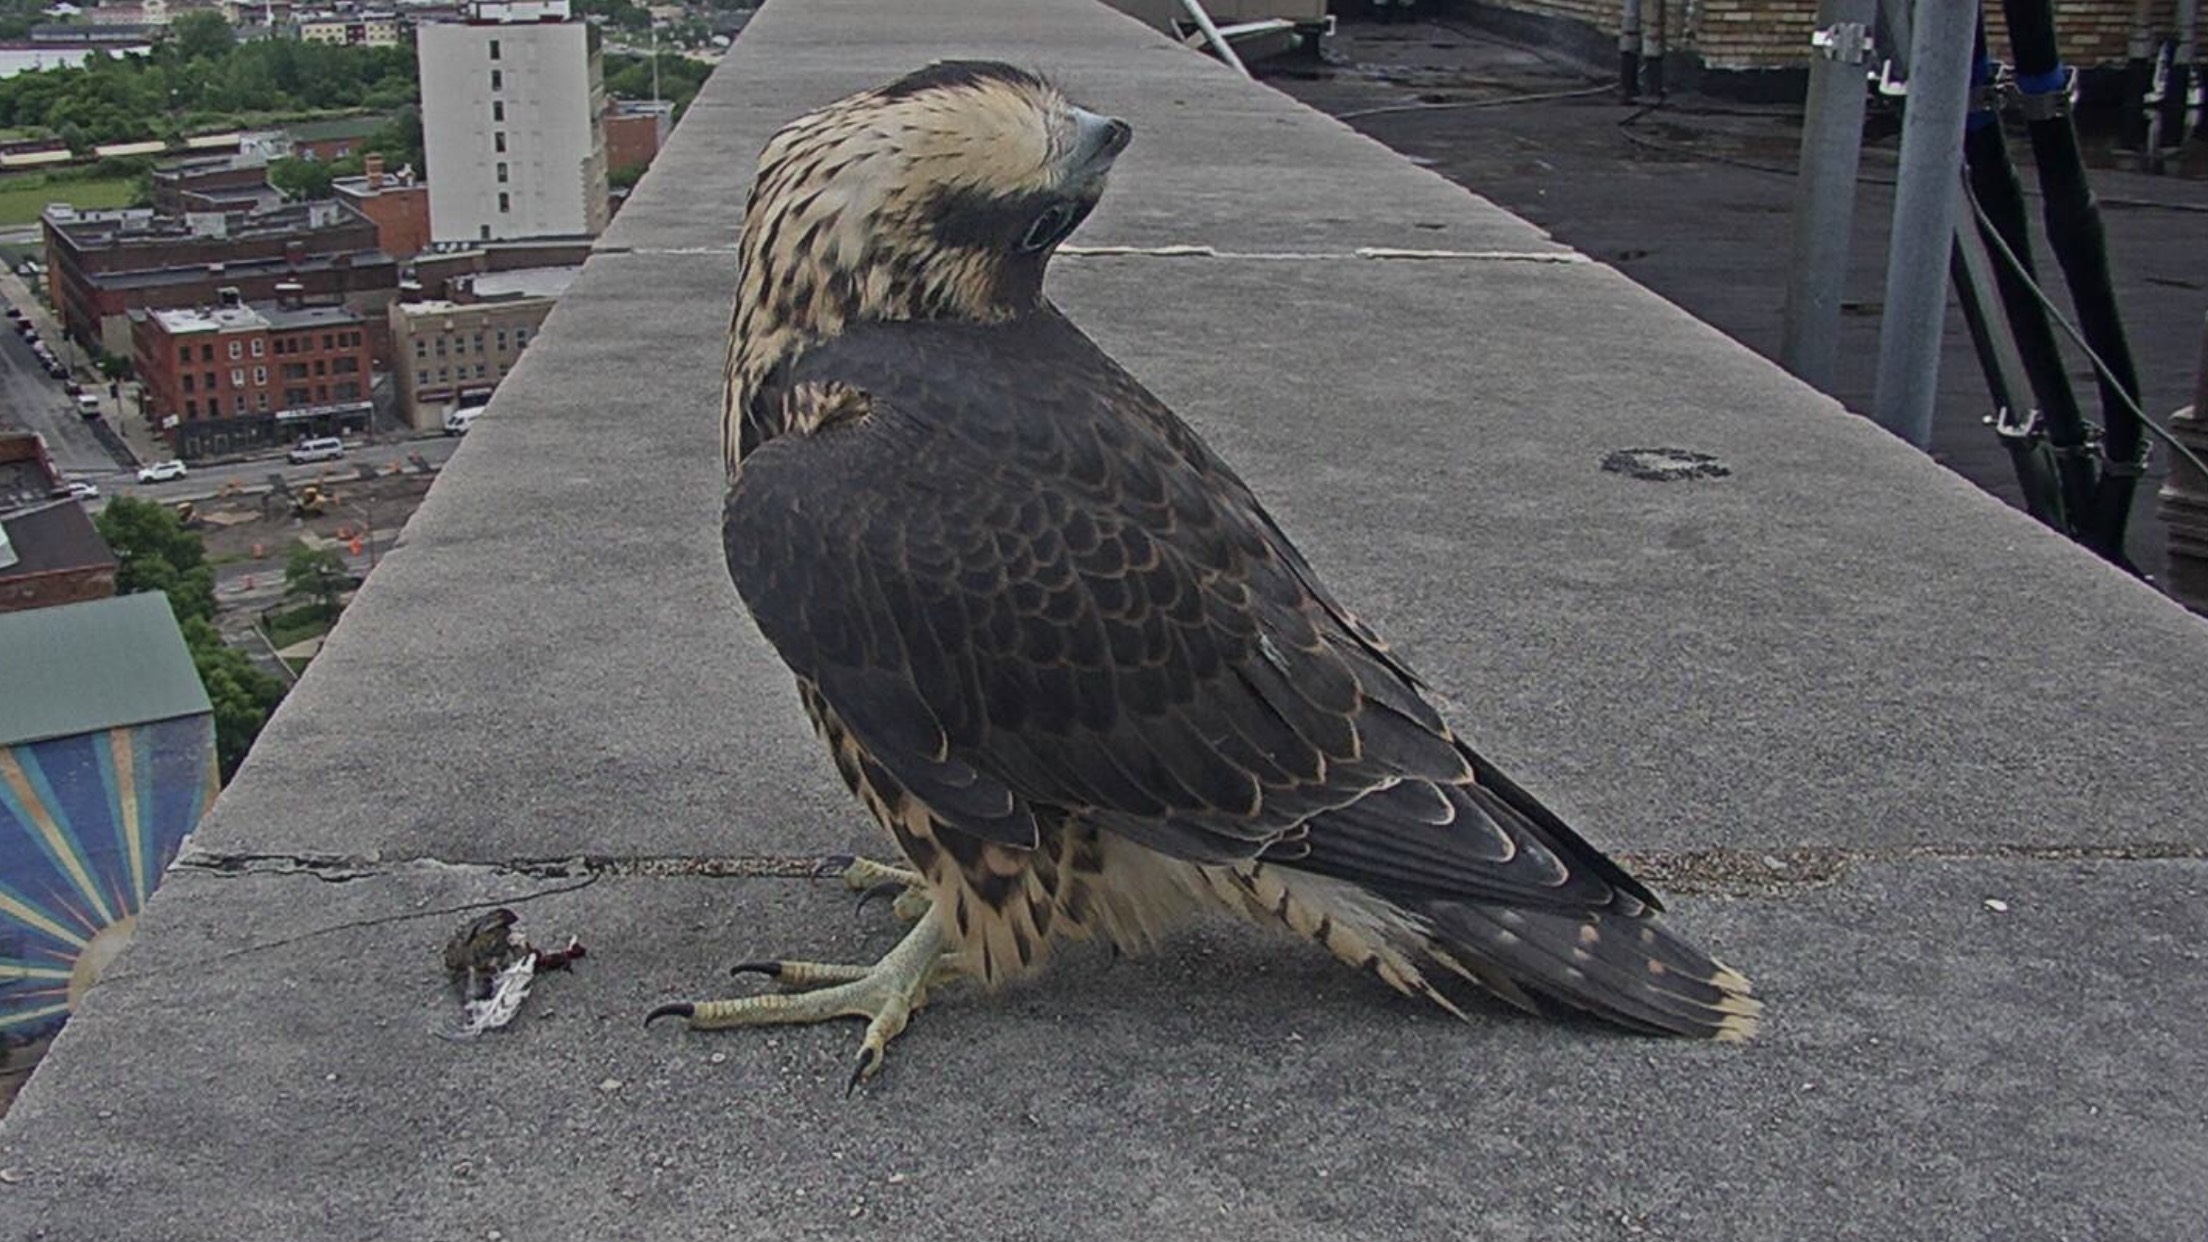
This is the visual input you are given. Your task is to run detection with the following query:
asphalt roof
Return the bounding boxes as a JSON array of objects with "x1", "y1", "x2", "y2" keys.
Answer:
[{"x1": 0, "y1": 591, "x2": 209, "y2": 748}]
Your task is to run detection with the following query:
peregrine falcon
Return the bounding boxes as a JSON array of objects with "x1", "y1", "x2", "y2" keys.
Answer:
[{"x1": 650, "y1": 61, "x2": 1759, "y2": 1086}]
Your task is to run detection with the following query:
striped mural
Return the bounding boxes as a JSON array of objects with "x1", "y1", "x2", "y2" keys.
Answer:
[{"x1": 0, "y1": 714, "x2": 218, "y2": 1043}]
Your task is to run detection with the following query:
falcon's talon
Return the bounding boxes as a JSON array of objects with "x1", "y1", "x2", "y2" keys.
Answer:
[
  {"x1": 728, "y1": 960, "x2": 784, "y2": 978},
  {"x1": 657, "y1": 907, "x2": 949, "y2": 1085},
  {"x1": 852, "y1": 879, "x2": 907, "y2": 917},
  {"x1": 643, "y1": 1002, "x2": 694, "y2": 1027}
]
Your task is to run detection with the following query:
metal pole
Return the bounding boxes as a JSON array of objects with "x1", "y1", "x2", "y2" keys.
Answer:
[
  {"x1": 1177, "y1": 0, "x2": 1250, "y2": 76},
  {"x1": 1641, "y1": 0, "x2": 1668, "y2": 99},
  {"x1": 1620, "y1": 0, "x2": 1644, "y2": 100},
  {"x1": 1780, "y1": 0, "x2": 1877, "y2": 392},
  {"x1": 1872, "y1": 0, "x2": 1980, "y2": 448}
]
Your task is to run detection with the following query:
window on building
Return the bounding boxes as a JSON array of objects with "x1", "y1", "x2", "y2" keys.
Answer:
[
  {"x1": 177, "y1": 345, "x2": 190, "y2": 365},
  {"x1": 497, "y1": 162, "x2": 509, "y2": 184},
  {"x1": 333, "y1": 357, "x2": 359, "y2": 374},
  {"x1": 253, "y1": 366, "x2": 267, "y2": 385},
  {"x1": 201, "y1": 344, "x2": 213, "y2": 362},
  {"x1": 496, "y1": 329, "x2": 509, "y2": 351},
  {"x1": 250, "y1": 338, "x2": 264, "y2": 357},
  {"x1": 475, "y1": 363, "x2": 487, "y2": 379},
  {"x1": 414, "y1": 340, "x2": 427, "y2": 358},
  {"x1": 488, "y1": 37, "x2": 500, "y2": 59},
  {"x1": 335, "y1": 380, "x2": 362, "y2": 400},
  {"x1": 472, "y1": 332, "x2": 485, "y2": 352},
  {"x1": 282, "y1": 362, "x2": 307, "y2": 380},
  {"x1": 227, "y1": 340, "x2": 242, "y2": 360},
  {"x1": 256, "y1": 393, "x2": 269, "y2": 412},
  {"x1": 314, "y1": 359, "x2": 327, "y2": 376},
  {"x1": 185, "y1": 399, "x2": 197, "y2": 418},
  {"x1": 515, "y1": 328, "x2": 529, "y2": 345},
  {"x1": 479, "y1": 224, "x2": 492, "y2": 241},
  {"x1": 205, "y1": 371, "x2": 217, "y2": 390},
  {"x1": 492, "y1": 101, "x2": 505, "y2": 123},
  {"x1": 181, "y1": 373, "x2": 194, "y2": 393},
  {"x1": 316, "y1": 385, "x2": 328, "y2": 401},
  {"x1": 234, "y1": 395, "x2": 246, "y2": 414},
  {"x1": 434, "y1": 338, "x2": 446, "y2": 356},
  {"x1": 490, "y1": 69, "x2": 502, "y2": 91},
  {"x1": 495, "y1": 131, "x2": 507, "y2": 153},
  {"x1": 321, "y1": 334, "x2": 333, "y2": 351},
  {"x1": 231, "y1": 369, "x2": 245, "y2": 387},
  {"x1": 285, "y1": 387, "x2": 311, "y2": 406},
  {"x1": 498, "y1": 192, "x2": 511, "y2": 213}
]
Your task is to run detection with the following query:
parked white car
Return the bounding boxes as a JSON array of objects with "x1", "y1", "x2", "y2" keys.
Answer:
[
  {"x1": 137, "y1": 459, "x2": 188, "y2": 483},
  {"x1": 443, "y1": 405, "x2": 485, "y2": 436},
  {"x1": 287, "y1": 436, "x2": 346, "y2": 464},
  {"x1": 65, "y1": 480, "x2": 99, "y2": 501}
]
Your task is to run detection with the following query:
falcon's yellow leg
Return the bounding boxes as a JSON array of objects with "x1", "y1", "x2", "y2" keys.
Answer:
[{"x1": 647, "y1": 905, "x2": 954, "y2": 1091}]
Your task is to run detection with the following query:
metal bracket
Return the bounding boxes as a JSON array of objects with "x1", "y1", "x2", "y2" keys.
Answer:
[
  {"x1": 1875, "y1": 58, "x2": 1908, "y2": 97},
  {"x1": 2012, "y1": 65, "x2": 2077, "y2": 120},
  {"x1": 1811, "y1": 22, "x2": 1874, "y2": 65},
  {"x1": 1991, "y1": 404, "x2": 2043, "y2": 443}
]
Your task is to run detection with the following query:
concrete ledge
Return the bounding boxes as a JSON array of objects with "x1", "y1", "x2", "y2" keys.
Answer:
[{"x1": 5, "y1": 0, "x2": 2206, "y2": 1238}]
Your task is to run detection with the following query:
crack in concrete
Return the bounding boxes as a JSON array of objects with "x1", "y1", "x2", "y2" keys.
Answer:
[
  {"x1": 591, "y1": 243, "x2": 1590, "y2": 264},
  {"x1": 174, "y1": 841, "x2": 2208, "y2": 900}
]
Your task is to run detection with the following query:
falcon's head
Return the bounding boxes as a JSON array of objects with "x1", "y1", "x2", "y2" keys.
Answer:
[{"x1": 725, "y1": 62, "x2": 1132, "y2": 464}]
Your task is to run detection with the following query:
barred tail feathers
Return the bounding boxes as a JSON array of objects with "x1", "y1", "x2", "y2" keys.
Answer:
[{"x1": 1213, "y1": 862, "x2": 1760, "y2": 1042}]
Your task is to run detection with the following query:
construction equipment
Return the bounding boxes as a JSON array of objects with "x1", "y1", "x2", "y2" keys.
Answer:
[{"x1": 293, "y1": 484, "x2": 327, "y2": 519}]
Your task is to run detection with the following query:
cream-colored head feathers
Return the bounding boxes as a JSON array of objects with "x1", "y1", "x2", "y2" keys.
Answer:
[{"x1": 722, "y1": 62, "x2": 1131, "y2": 469}]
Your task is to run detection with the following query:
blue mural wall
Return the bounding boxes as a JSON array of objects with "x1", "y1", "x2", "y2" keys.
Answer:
[{"x1": 0, "y1": 714, "x2": 219, "y2": 1045}]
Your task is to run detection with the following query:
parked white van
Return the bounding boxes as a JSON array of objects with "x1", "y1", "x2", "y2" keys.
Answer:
[
  {"x1": 443, "y1": 405, "x2": 485, "y2": 436},
  {"x1": 288, "y1": 436, "x2": 346, "y2": 464}
]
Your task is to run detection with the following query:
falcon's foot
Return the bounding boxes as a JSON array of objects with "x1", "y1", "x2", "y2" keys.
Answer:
[
  {"x1": 647, "y1": 905, "x2": 953, "y2": 1091},
  {"x1": 840, "y1": 855, "x2": 932, "y2": 922}
]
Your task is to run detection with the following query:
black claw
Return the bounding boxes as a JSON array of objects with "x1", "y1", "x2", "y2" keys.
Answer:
[
  {"x1": 845, "y1": 1048, "x2": 878, "y2": 1097},
  {"x1": 644, "y1": 1002, "x2": 694, "y2": 1027},
  {"x1": 729, "y1": 960, "x2": 785, "y2": 978},
  {"x1": 816, "y1": 854, "x2": 858, "y2": 879},
  {"x1": 853, "y1": 880, "x2": 906, "y2": 918}
]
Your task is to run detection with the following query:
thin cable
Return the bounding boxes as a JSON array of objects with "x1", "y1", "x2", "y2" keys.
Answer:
[
  {"x1": 1331, "y1": 83, "x2": 1615, "y2": 121},
  {"x1": 1965, "y1": 185, "x2": 2208, "y2": 481}
]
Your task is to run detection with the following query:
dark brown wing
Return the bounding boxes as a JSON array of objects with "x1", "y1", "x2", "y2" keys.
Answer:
[{"x1": 725, "y1": 313, "x2": 1651, "y2": 910}]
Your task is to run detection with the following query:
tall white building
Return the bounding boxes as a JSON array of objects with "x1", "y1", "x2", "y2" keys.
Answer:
[{"x1": 418, "y1": 0, "x2": 609, "y2": 243}]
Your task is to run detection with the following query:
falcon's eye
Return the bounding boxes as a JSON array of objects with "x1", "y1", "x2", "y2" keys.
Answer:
[{"x1": 1018, "y1": 203, "x2": 1076, "y2": 253}]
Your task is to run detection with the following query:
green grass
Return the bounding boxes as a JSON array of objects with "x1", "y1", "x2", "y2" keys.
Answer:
[
  {"x1": 0, "y1": 174, "x2": 140, "y2": 227},
  {"x1": 262, "y1": 602, "x2": 338, "y2": 651}
]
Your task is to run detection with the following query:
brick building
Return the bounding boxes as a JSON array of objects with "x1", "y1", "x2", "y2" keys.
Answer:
[
  {"x1": 297, "y1": 9, "x2": 401, "y2": 45},
  {"x1": 148, "y1": 153, "x2": 283, "y2": 215},
  {"x1": 0, "y1": 434, "x2": 115, "y2": 615},
  {"x1": 604, "y1": 99, "x2": 673, "y2": 179},
  {"x1": 132, "y1": 293, "x2": 375, "y2": 458},
  {"x1": 42, "y1": 200, "x2": 397, "y2": 360},
  {"x1": 333, "y1": 155, "x2": 431, "y2": 260},
  {"x1": 388, "y1": 265, "x2": 576, "y2": 429}
]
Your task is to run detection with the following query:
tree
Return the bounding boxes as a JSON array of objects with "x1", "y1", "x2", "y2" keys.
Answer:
[
  {"x1": 268, "y1": 156, "x2": 340, "y2": 202},
  {"x1": 181, "y1": 617, "x2": 286, "y2": 780},
  {"x1": 284, "y1": 543, "x2": 350, "y2": 617},
  {"x1": 95, "y1": 498, "x2": 285, "y2": 780},
  {"x1": 172, "y1": 11, "x2": 236, "y2": 63},
  {"x1": 95, "y1": 497, "x2": 215, "y2": 623}
]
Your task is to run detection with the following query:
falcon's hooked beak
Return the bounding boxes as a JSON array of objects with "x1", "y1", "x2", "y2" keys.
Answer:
[{"x1": 1069, "y1": 108, "x2": 1133, "y2": 183}]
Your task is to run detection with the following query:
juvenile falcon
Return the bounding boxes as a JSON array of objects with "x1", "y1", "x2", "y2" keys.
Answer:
[{"x1": 651, "y1": 61, "x2": 1760, "y2": 1085}]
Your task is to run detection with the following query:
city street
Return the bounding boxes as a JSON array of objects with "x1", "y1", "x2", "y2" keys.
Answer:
[
  {"x1": 106, "y1": 433, "x2": 460, "y2": 506},
  {"x1": 0, "y1": 278, "x2": 127, "y2": 478}
]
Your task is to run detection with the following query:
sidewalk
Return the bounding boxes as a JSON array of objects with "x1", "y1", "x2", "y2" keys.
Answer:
[{"x1": 3, "y1": 2, "x2": 2206, "y2": 1239}]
